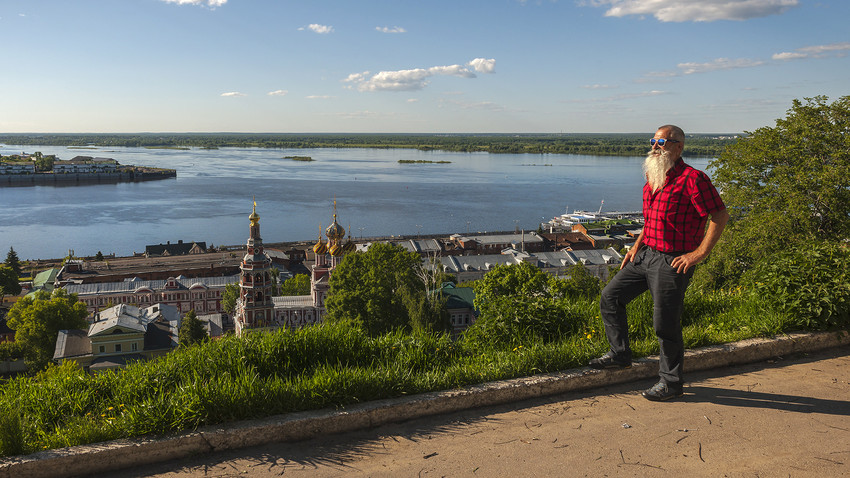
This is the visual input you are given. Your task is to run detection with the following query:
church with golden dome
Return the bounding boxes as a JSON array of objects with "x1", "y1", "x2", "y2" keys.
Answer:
[{"x1": 234, "y1": 200, "x2": 355, "y2": 335}]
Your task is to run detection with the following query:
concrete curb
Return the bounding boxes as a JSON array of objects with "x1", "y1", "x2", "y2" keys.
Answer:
[{"x1": 3, "y1": 330, "x2": 849, "y2": 478}]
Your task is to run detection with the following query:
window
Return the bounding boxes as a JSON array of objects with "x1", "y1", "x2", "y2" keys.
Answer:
[
  {"x1": 99, "y1": 345, "x2": 105, "y2": 353},
  {"x1": 115, "y1": 344, "x2": 122, "y2": 352},
  {"x1": 131, "y1": 343, "x2": 138, "y2": 351}
]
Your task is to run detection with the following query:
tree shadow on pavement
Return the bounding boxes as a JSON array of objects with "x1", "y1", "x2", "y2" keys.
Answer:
[{"x1": 109, "y1": 415, "x2": 493, "y2": 477}]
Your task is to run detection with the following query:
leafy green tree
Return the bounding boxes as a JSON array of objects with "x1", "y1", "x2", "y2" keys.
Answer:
[
  {"x1": 95, "y1": 251, "x2": 104, "y2": 261},
  {"x1": 467, "y1": 262, "x2": 588, "y2": 348},
  {"x1": 5, "y1": 289, "x2": 89, "y2": 369},
  {"x1": 697, "y1": 96, "x2": 850, "y2": 289},
  {"x1": 34, "y1": 153, "x2": 55, "y2": 171},
  {"x1": 221, "y1": 283, "x2": 239, "y2": 315},
  {"x1": 178, "y1": 310, "x2": 208, "y2": 346},
  {"x1": 473, "y1": 261, "x2": 552, "y2": 307},
  {"x1": 0, "y1": 265, "x2": 21, "y2": 303},
  {"x1": 5, "y1": 247, "x2": 21, "y2": 277},
  {"x1": 550, "y1": 263, "x2": 602, "y2": 300},
  {"x1": 280, "y1": 274, "x2": 311, "y2": 295},
  {"x1": 325, "y1": 242, "x2": 432, "y2": 335}
]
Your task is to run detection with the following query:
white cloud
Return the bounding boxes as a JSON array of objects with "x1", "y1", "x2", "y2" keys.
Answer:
[
  {"x1": 774, "y1": 42, "x2": 850, "y2": 60},
  {"x1": 267, "y1": 90, "x2": 288, "y2": 96},
  {"x1": 646, "y1": 57, "x2": 765, "y2": 78},
  {"x1": 677, "y1": 57, "x2": 765, "y2": 74},
  {"x1": 220, "y1": 92, "x2": 246, "y2": 97},
  {"x1": 344, "y1": 72, "x2": 370, "y2": 84},
  {"x1": 429, "y1": 65, "x2": 476, "y2": 78},
  {"x1": 345, "y1": 59, "x2": 495, "y2": 92},
  {"x1": 161, "y1": 0, "x2": 227, "y2": 7},
  {"x1": 376, "y1": 26, "x2": 406, "y2": 33},
  {"x1": 299, "y1": 24, "x2": 334, "y2": 34},
  {"x1": 798, "y1": 42, "x2": 850, "y2": 54},
  {"x1": 772, "y1": 51, "x2": 807, "y2": 61},
  {"x1": 349, "y1": 68, "x2": 433, "y2": 92},
  {"x1": 468, "y1": 58, "x2": 496, "y2": 74},
  {"x1": 581, "y1": 84, "x2": 618, "y2": 89},
  {"x1": 590, "y1": 0, "x2": 798, "y2": 22},
  {"x1": 407, "y1": 98, "x2": 419, "y2": 103},
  {"x1": 306, "y1": 95, "x2": 334, "y2": 100}
]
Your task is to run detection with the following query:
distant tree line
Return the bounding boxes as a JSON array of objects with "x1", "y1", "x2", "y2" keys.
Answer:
[{"x1": 0, "y1": 133, "x2": 737, "y2": 157}]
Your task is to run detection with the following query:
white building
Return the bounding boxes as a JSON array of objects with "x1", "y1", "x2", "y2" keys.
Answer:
[
  {"x1": 63, "y1": 275, "x2": 238, "y2": 315},
  {"x1": 53, "y1": 303, "x2": 181, "y2": 371},
  {"x1": 52, "y1": 157, "x2": 118, "y2": 173},
  {"x1": 0, "y1": 161, "x2": 35, "y2": 174}
]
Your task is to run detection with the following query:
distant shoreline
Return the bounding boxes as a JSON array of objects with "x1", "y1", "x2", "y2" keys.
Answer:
[{"x1": 0, "y1": 133, "x2": 737, "y2": 157}]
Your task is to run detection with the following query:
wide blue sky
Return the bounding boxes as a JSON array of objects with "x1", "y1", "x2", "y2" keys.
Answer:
[{"x1": 1, "y1": 0, "x2": 847, "y2": 133}]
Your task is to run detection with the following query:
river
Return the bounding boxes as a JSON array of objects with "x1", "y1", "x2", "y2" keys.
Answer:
[{"x1": 0, "y1": 144, "x2": 712, "y2": 260}]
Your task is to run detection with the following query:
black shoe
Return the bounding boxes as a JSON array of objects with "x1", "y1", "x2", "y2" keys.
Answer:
[
  {"x1": 642, "y1": 381, "x2": 684, "y2": 401},
  {"x1": 588, "y1": 352, "x2": 631, "y2": 370}
]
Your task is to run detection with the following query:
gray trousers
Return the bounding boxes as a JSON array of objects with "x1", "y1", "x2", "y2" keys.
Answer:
[{"x1": 599, "y1": 247, "x2": 694, "y2": 385}]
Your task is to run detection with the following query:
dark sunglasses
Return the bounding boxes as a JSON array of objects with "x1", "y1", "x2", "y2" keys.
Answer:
[{"x1": 650, "y1": 138, "x2": 680, "y2": 147}]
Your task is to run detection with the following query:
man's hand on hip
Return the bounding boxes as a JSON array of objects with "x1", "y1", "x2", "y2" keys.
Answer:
[{"x1": 670, "y1": 251, "x2": 705, "y2": 274}]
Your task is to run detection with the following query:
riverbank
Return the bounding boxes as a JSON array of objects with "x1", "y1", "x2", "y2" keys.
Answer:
[{"x1": 0, "y1": 169, "x2": 176, "y2": 187}]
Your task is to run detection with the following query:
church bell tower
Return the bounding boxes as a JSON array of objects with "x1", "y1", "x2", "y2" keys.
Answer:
[{"x1": 234, "y1": 201, "x2": 275, "y2": 335}]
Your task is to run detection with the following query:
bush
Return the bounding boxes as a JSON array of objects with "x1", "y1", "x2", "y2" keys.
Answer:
[
  {"x1": 0, "y1": 341, "x2": 23, "y2": 361},
  {"x1": 464, "y1": 295, "x2": 592, "y2": 348},
  {"x1": 748, "y1": 241, "x2": 850, "y2": 329}
]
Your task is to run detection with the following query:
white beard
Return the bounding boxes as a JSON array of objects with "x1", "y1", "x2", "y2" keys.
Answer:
[{"x1": 643, "y1": 149, "x2": 676, "y2": 192}]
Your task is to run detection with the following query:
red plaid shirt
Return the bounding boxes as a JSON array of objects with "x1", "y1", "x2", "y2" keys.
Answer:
[{"x1": 642, "y1": 159, "x2": 725, "y2": 253}]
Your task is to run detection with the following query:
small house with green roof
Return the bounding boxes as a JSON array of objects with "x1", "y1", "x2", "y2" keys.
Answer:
[
  {"x1": 440, "y1": 283, "x2": 477, "y2": 333},
  {"x1": 26, "y1": 268, "x2": 60, "y2": 297}
]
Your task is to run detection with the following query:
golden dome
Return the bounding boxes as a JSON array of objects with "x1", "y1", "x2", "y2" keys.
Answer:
[
  {"x1": 329, "y1": 243, "x2": 343, "y2": 256},
  {"x1": 312, "y1": 225, "x2": 327, "y2": 254},
  {"x1": 249, "y1": 199, "x2": 260, "y2": 226},
  {"x1": 326, "y1": 215, "x2": 345, "y2": 240},
  {"x1": 343, "y1": 239, "x2": 356, "y2": 253}
]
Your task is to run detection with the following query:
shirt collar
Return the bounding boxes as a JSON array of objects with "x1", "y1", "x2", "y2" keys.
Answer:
[{"x1": 666, "y1": 158, "x2": 685, "y2": 178}]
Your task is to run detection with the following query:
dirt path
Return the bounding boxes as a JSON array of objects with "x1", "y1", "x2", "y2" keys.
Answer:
[{"x1": 112, "y1": 347, "x2": 850, "y2": 477}]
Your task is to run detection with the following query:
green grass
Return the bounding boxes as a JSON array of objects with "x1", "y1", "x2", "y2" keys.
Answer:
[{"x1": 0, "y1": 288, "x2": 826, "y2": 458}]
